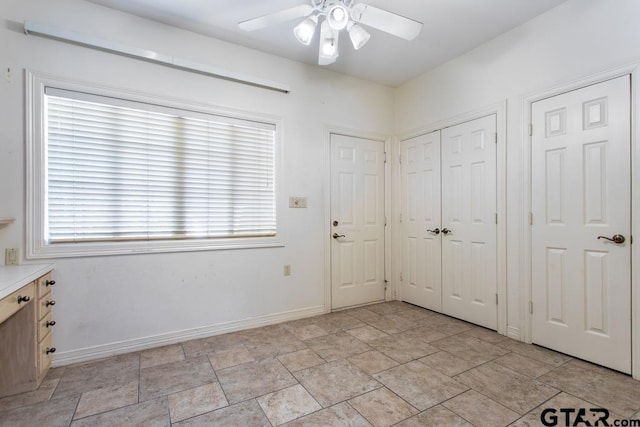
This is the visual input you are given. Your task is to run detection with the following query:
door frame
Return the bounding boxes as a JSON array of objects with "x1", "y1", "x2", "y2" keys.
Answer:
[
  {"x1": 522, "y1": 63, "x2": 640, "y2": 378},
  {"x1": 395, "y1": 101, "x2": 508, "y2": 336},
  {"x1": 324, "y1": 126, "x2": 392, "y2": 312}
]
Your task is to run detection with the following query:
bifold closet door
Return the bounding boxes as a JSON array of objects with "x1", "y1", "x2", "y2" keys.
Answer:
[
  {"x1": 531, "y1": 75, "x2": 631, "y2": 373},
  {"x1": 400, "y1": 131, "x2": 442, "y2": 312},
  {"x1": 441, "y1": 115, "x2": 497, "y2": 330}
]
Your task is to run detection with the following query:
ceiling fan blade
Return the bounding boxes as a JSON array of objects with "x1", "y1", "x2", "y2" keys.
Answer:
[
  {"x1": 239, "y1": 5, "x2": 314, "y2": 32},
  {"x1": 355, "y1": 4, "x2": 422, "y2": 41}
]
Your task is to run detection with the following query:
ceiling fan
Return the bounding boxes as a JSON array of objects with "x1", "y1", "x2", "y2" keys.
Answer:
[{"x1": 238, "y1": 0, "x2": 423, "y2": 65}]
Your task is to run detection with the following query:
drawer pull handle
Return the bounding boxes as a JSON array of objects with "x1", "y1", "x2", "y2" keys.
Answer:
[
  {"x1": 17, "y1": 295, "x2": 31, "y2": 304},
  {"x1": 46, "y1": 321, "x2": 56, "y2": 328},
  {"x1": 46, "y1": 280, "x2": 56, "y2": 287},
  {"x1": 46, "y1": 300, "x2": 56, "y2": 307},
  {"x1": 46, "y1": 347, "x2": 56, "y2": 355}
]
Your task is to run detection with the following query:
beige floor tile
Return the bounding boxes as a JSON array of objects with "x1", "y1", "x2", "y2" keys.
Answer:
[
  {"x1": 366, "y1": 313, "x2": 416, "y2": 334},
  {"x1": 344, "y1": 308, "x2": 383, "y2": 323},
  {"x1": 418, "y1": 351, "x2": 480, "y2": 377},
  {"x1": 277, "y1": 349, "x2": 325, "y2": 372},
  {"x1": 44, "y1": 367, "x2": 66, "y2": 381},
  {"x1": 208, "y1": 345, "x2": 254, "y2": 370},
  {"x1": 140, "y1": 344, "x2": 185, "y2": 369},
  {"x1": 0, "y1": 396, "x2": 79, "y2": 427},
  {"x1": 74, "y1": 380, "x2": 138, "y2": 419},
  {"x1": 398, "y1": 327, "x2": 449, "y2": 343},
  {"x1": 52, "y1": 353, "x2": 139, "y2": 399},
  {"x1": 537, "y1": 360, "x2": 640, "y2": 418},
  {"x1": 497, "y1": 339, "x2": 572, "y2": 367},
  {"x1": 348, "y1": 350, "x2": 399, "y2": 375},
  {"x1": 243, "y1": 327, "x2": 308, "y2": 360},
  {"x1": 305, "y1": 332, "x2": 371, "y2": 362},
  {"x1": 395, "y1": 405, "x2": 473, "y2": 427},
  {"x1": 442, "y1": 390, "x2": 519, "y2": 427},
  {"x1": 216, "y1": 357, "x2": 297, "y2": 404},
  {"x1": 257, "y1": 384, "x2": 322, "y2": 426},
  {"x1": 348, "y1": 387, "x2": 419, "y2": 427},
  {"x1": 168, "y1": 382, "x2": 228, "y2": 423},
  {"x1": 456, "y1": 326, "x2": 509, "y2": 344},
  {"x1": 345, "y1": 325, "x2": 389, "y2": 342},
  {"x1": 139, "y1": 356, "x2": 216, "y2": 402},
  {"x1": 285, "y1": 323, "x2": 329, "y2": 340},
  {"x1": 283, "y1": 401, "x2": 371, "y2": 426},
  {"x1": 0, "y1": 379, "x2": 59, "y2": 412},
  {"x1": 430, "y1": 335, "x2": 508, "y2": 365},
  {"x1": 393, "y1": 307, "x2": 439, "y2": 323},
  {"x1": 423, "y1": 315, "x2": 474, "y2": 335},
  {"x1": 455, "y1": 362, "x2": 559, "y2": 414},
  {"x1": 294, "y1": 359, "x2": 380, "y2": 407},
  {"x1": 368, "y1": 334, "x2": 439, "y2": 364},
  {"x1": 366, "y1": 302, "x2": 407, "y2": 315},
  {"x1": 174, "y1": 399, "x2": 271, "y2": 426},
  {"x1": 373, "y1": 361, "x2": 468, "y2": 411},
  {"x1": 181, "y1": 333, "x2": 245, "y2": 359},
  {"x1": 71, "y1": 396, "x2": 169, "y2": 427},
  {"x1": 312, "y1": 313, "x2": 366, "y2": 334},
  {"x1": 493, "y1": 352, "x2": 555, "y2": 378}
]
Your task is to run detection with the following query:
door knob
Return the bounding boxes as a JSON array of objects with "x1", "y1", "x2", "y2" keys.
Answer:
[
  {"x1": 597, "y1": 234, "x2": 625, "y2": 244},
  {"x1": 332, "y1": 233, "x2": 345, "y2": 239},
  {"x1": 442, "y1": 228, "x2": 452, "y2": 235},
  {"x1": 427, "y1": 228, "x2": 440, "y2": 235}
]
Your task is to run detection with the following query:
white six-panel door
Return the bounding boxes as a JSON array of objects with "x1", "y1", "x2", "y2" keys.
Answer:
[
  {"x1": 441, "y1": 115, "x2": 498, "y2": 329},
  {"x1": 331, "y1": 133, "x2": 386, "y2": 309},
  {"x1": 400, "y1": 115, "x2": 497, "y2": 330},
  {"x1": 401, "y1": 131, "x2": 442, "y2": 311},
  {"x1": 531, "y1": 76, "x2": 631, "y2": 373}
]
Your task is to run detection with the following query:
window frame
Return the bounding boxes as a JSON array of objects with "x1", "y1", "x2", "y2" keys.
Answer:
[{"x1": 26, "y1": 71, "x2": 284, "y2": 259}]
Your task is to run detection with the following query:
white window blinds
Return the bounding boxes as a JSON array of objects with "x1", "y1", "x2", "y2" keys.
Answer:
[{"x1": 44, "y1": 87, "x2": 276, "y2": 244}]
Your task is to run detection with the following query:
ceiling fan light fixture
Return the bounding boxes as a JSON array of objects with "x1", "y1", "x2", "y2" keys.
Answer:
[
  {"x1": 348, "y1": 23, "x2": 370, "y2": 50},
  {"x1": 293, "y1": 15, "x2": 318, "y2": 45},
  {"x1": 327, "y1": 4, "x2": 349, "y2": 31},
  {"x1": 318, "y1": 20, "x2": 339, "y2": 65}
]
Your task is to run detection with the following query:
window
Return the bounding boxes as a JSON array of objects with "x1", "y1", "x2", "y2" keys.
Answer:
[{"x1": 28, "y1": 74, "x2": 281, "y2": 258}]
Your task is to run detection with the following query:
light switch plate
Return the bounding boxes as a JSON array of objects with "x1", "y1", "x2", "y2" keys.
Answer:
[
  {"x1": 5, "y1": 248, "x2": 18, "y2": 265},
  {"x1": 289, "y1": 197, "x2": 307, "y2": 208}
]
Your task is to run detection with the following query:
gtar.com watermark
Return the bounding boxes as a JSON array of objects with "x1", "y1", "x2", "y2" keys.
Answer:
[{"x1": 541, "y1": 407, "x2": 640, "y2": 426}]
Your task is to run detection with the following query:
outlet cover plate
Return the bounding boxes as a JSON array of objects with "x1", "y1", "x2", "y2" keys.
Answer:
[
  {"x1": 289, "y1": 197, "x2": 307, "y2": 208},
  {"x1": 5, "y1": 248, "x2": 18, "y2": 265}
]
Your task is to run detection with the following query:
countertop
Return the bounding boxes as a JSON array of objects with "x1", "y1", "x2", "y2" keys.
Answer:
[{"x1": 0, "y1": 264, "x2": 55, "y2": 300}]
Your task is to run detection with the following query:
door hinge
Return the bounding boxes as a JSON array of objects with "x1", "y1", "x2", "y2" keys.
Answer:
[
  {"x1": 399, "y1": 154, "x2": 402, "y2": 164},
  {"x1": 399, "y1": 213, "x2": 403, "y2": 223},
  {"x1": 631, "y1": 235, "x2": 633, "y2": 244},
  {"x1": 529, "y1": 123, "x2": 533, "y2": 137},
  {"x1": 529, "y1": 212, "x2": 533, "y2": 226},
  {"x1": 384, "y1": 216, "x2": 388, "y2": 227},
  {"x1": 494, "y1": 132, "x2": 498, "y2": 144},
  {"x1": 495, "y1": 293, "x2": 498, "y2": 305},
  {"x1": 399, "y1": 272, "x2": 403, "y2": 282},
  {"x1": 384, "y1": 279, "x2": 388, "y2": 290},
  {"x1": 529, "y1": 301, "x2": 533, "y2": 314},
  {"x1": 495, "y1": 213, "x2": 498, "y2": 224},
  {"x1": 384, "y1": 151, "x2": 388, "y2": 163}
]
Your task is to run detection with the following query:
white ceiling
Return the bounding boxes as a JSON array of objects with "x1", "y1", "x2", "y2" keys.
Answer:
[{"x1": 85, "y1": 0, "x2": 567, "y2": 87}]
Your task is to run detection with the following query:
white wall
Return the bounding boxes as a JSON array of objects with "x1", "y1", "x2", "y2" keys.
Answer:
[
  {"x1": 394, "y1": 0, "x2": 640, "y2": 338},
  {"x1": 0, "y1": 0, "x2": 394, "y2": 362}
]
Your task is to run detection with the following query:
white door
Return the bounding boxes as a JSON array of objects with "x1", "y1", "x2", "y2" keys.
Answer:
[
  {"x1": 531, "y1": 76, "x2": 631, "y2": 373},
  {"x1": 400, "y1": 131, "x2": 442, "y2": 311},
  {"x1": 441, "y1": 115, "x2": 498, "y2": 330},
  {"x1": 330, "y1": 133, "x2": 386, "y2": 309}
]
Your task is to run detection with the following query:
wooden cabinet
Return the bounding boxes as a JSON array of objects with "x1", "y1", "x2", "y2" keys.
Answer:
[{"x1": 0, "y1": 265, "x2": 56, "y2": 398}]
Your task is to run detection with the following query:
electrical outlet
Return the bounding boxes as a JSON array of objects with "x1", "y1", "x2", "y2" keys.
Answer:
[
  {"x1": 289, "y1": 197, "x2": 307, "y2": 208},
  {"x1": 5, "y1": 248, "x2": 18, "y2": 265},
  {"x1": 284, "y1": 264, "x2": 291, "y2": 276}
]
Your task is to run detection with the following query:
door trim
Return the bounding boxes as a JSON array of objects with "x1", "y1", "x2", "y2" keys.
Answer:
[
  {"x1": 522, "y1": 62, "x2": 640, "y2": 378},
  {"x1": 395, "y1": 101, "x2": 507, "y2": 336},
  {"x1": 324, "y1": 125, "x2": 392, "y2": 312}
]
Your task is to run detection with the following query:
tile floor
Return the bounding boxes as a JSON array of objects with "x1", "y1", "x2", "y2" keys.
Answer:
[{"x1": 2, "y1": 301, "x2": 640, "y2": 426}]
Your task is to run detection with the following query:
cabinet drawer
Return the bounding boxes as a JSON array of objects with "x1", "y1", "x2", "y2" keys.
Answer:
[
  {"x1": 39, "y1": 332, "x2": 54, "y2": 378},
  {"x1": 38, "y1": 295, "x2": 56, "y2": 320},
  {"x1": 38, "y1": 310, "x2": 55, "y2": 342},
  {"x1": 36, "y1": 272, "x2": 56, "y2": 299},
  {"x1": 0, "y1": 282, "x2": 36, "y2": 324}
]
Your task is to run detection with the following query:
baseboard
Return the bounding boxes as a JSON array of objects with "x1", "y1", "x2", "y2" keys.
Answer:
[
  {"x1": 52, "y1": 305, "x2": 326, "y2": 367},
  {"x1": 506, "y1": 325, "x2": 521, "y2": 340}
]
